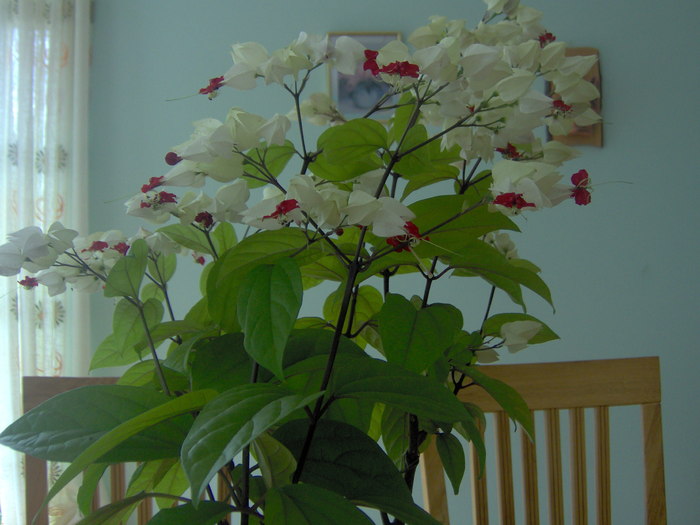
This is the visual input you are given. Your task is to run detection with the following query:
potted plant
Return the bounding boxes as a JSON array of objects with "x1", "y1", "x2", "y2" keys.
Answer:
[{"x1": 0, "y1": 0, "x2": 599, "y2": 523}]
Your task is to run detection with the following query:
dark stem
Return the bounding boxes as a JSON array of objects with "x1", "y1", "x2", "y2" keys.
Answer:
[
  {"x1": 240, "y1": 363, "x2": 260, "y2": 525},
  {"x1": 481, "y1": 285, "x2": 497, "y2": 333},
  {"x1": 136, "y1": 302, "x2": 171, "y2": 397}
]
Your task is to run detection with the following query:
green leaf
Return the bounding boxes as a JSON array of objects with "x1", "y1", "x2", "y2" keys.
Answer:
[
  {"x1": 190, "y1": 333, "x2": 253, "y2": 392},
  {"x1": 103, "y1": 239, "x2": 148, "y2": 297},
  {"x1": 32, "y1": 390, "x2": 217, "y2": 520},
  {"x1": 237, "y1": 258, "x2": 303, "y2": 378},
  {"x1": 409, "y1": 195, "x2": 518, "y2": 252},
  {"x1": 244, "y1": 141, "x2": 297, "y2": 184},
  {"x1": 275, "y1": 419, "x2": 440, "y2": 525},
  {"x1": 210, "y1": 221, "x2": 238, "y2": 253},
  {"x1": 75, "y1": 492, "x2": 152, "y2": 525},
  {"x1": 388, "y1": 92, "x2": 417, "y2": 145},
  {"x1": 458, "y1": 366, "x2": 534, "y2": 439},
  {"x1": 158, "y1": 223, "x2": 213, "y2": 255},
  {"x1": 381, "y1": 406, "x2": 409, "y2": 468},
  {"x1": 147, "y1": 501, "x2": 233, "y2": 525},
  {"x1": 133, "y1": 319, "x2": 206, "y2": 356},
  {"x1": 0, "y1": 385, "x2": 195, "y2": 463},
  {"x1": 378, "y1": 294, "x2": 463, "y2": 373},
  {"x1": 318, "y1": 118, "x2": 388, "y2": 164},
  {"x1": 435, "y1": 432, "x2": 466, "y2": 494},
  {"x1": 482, "y1": 313, "x2": 559, "y2": 344},
  {"x1": 89, "y1": 298, "x2": 164, "y2": 370},
  {"x1": 446, "y1": 240, "x2": 553, "y2": 309},
  {"x1": 77, "y1": 463, "x2": 109, "y2": 517},
  {"x1": 147, "y1": 253, "x2": 177, "y2": 284},
  {"x1": 252, "y1": 433, "x2": 297, "y2": 488},
  {"x1": 331, "y1": 355, "x2": 471, "y2": 425},
  {"x1": 181, "y1": 384, "x2": 323, "y2": 501},
  {"x1": 323, "y1": 284, "x2": 382, "y2": 346},
  {"x1": 207, "y1": 228, "x2": 324, "y2": 332},
  {"x1": 266, "y1": 484, "x2": 374, "y2": 525},
  {"x1": 311, "y1": 118, "x2": 387, "y2": 181}
]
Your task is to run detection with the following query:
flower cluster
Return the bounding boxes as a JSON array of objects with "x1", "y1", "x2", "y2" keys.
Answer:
[{"x1": 2, "y1": 0, "x2": 599, "y2": 360}]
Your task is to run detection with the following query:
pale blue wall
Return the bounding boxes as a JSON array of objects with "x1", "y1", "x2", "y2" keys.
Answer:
[{"x1": 89, "y1": 0, "x2": 700, "y2": 522}]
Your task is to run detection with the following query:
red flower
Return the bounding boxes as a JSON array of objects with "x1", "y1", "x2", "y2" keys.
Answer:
[
  {"x1": 192, "y1": 253, "x2": 206, "y2": 265},
  {"x1": 386, "y1": 221, "x2": 429, "y2": 252},
  {"x1": 493, "y1": 192, "x2": 536, "y2": 209},
  {"x1": 112, "y1": 242, "x2": 130, "y2": 255},
  {"x1": 195, "y1": 211, "x2": 214, "y2": 229},
  {"x1": 552, "y1": 99, "x2": 572, "y2": 115},
  {"x1": 157, "y1": 191, "x2": 178, "y2": 204},
  {"x1": 538, "y1": 32, "x2": 556, "y2": 47},
  {"x1": 570, "y1": 169, "x2": 591, "y2": 205},
  {"x1": 263, "y1": 199, "x2": 300, "y2": 220},
  {"x1": 363, "y1": 49, "x2": 380, "y2": 75},
  {"x1": 18, "y1": 276, "x2": 39, "y2": 289},
  {"x1": 495, "y1": 143, "x2": 522, "y2": 160},
  {"x1": 379, "y1": 61, "x2": 420, "y2": 78},
  {"x1": 165, "y1": 152, "x2": 182, "y2": 166},
  {"x1": 199, "y1": 76, "x2": 225, "y2": 98},
  {"x1": 84, "y1": 240, "x2": 109, "y2": 252},
  {"x1": 141, "y1": 176, "x2": 165, "y2": 193}
]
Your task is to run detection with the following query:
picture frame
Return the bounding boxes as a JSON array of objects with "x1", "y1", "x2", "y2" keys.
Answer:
[
  {"x1": 327, "y1": 32, "x2": 401, "y2": 119},
  {"x1": 547, "y1": 47, "x2": 603, "y2": 147}
]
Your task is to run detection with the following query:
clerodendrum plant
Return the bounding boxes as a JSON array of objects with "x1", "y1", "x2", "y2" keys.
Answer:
[{"x1": 0, "y1": 1, "x2": 600, "y2": 523}]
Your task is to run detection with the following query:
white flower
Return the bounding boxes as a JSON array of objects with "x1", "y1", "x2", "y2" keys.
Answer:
[
  {"x1": 125, "y1": 191, "x2": 178, "y2": 224},
  {"x1": 343, "y1": 192, "x2": 415, "y2": 237},
  {"x1": 213, "y1": 179, "x2": 250, "y2": 224},
  {"x1": 223, "y1": 63, "x2": 257, "y2": 90},
  {"x1": 484, "y1": 232, "x2": 518, "y2": 259},
  {"x1": 331, "y1": 36, "x2": 366, "y2": 75},
  {"x1": 214, "y1": 108, "x2": 265, "y2": 152},
  {"x1": 483, "y1": 0, "x2": 520, "y2": 16},
  {"x1": 297, "y1": 93, "x2": 344, "y2": 126},
  {"x1": 172, "y1": 118, "x2": 222, "y2": 162},
  {"x1": 231, "y1": 42, "x2": 270, "y2": 69},
  {"x1": 493, "y1": 69, "x2": 535, "y2": 102},
  {"x1": 258, "y1": 114, "x2": 290, "y2": 146},
  {"x1": 500, "y1": 320, "x2": 541, "y2": 352},
  {"x1": 162, "y1": 160, "x2": 206, "y2": 187},
  {"x1": 175, "y1": 191, "x2": 213, "y2": 225},
  {"x1": 412, "y1": 45, "x2": 457, "y2": 82},
  {"x1": 130, "y1": 228, "x2": 182, "y2": 256},
  {"x1": 197, "y1": 156, "x2": 246, "y2": 183},
  {"x1": 36, "y1": 269, "x2": 67, "y2": 296},
  {"x1": 0, "y1": 242, "x2": 23, "y2": 276}
]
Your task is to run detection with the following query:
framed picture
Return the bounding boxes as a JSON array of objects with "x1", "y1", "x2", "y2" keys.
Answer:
[
  {"x1": 547, "y1": 47, "x2": 603, "y2": 147},
  {"x1": 327, "y1": 32, "x2": 401, "y2": 119}
]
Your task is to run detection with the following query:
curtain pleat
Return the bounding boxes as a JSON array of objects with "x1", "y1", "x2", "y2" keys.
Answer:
[{"x1": 0, "y1": 1, "x2": 91, "y2": 522}]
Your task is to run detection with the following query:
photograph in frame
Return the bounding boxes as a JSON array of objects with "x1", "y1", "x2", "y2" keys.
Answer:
[{"x1": 328, "y1": 32, "x2": 401, "y2": 119}]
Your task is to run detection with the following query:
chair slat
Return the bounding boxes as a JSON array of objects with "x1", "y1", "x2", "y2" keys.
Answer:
[
  {"x1": 471, "y1": 440, "x2": 489, "y2": 525},
  {"x1": 496, "y1": 412, "x2": 515, "y2": 525},
  {"x1": 25, "y1": 455, "x2": 49, "y2": 525},
  {"x1": 110, "y1": 463, "x2": 126, "y2": 502},
  {"x1": 521, "y1": 411, "x2": 539, "y2": 525},
  {"x1": 595, "y1": 406, "x2": 611, "y2": 525},
  {"x1": 545, "y1": 409, "x2": 564, "y2": 525},
  {"x1": 642, "y1": 403, "x2": 667, "y2": 525},
  {"x1": 570, "y1": 407, "x2": 588, "y2": 525},
  {"x1": 137, "y1": 497, "x2": 152, "y2": 525},
  {"x1": 420, "y1": 438, "x2": 451, "y2": 524}
]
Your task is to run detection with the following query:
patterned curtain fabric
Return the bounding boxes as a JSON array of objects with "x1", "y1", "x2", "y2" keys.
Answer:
[{"x1": 0, "y1": 1, "x2": 91, "y2": 523}]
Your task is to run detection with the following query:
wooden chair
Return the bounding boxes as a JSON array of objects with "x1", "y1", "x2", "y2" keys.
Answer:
[
  {"x1": 22, "y1": 376, "x2": 153, "y2": 525},
  {"x1": 420, "y1": 357, "x2": 667, "y2": 525}
]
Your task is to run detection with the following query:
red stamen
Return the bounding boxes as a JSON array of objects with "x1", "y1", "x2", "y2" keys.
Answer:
[{"x1": 493, "y1": 192, "x2": 536, "y2": 209}]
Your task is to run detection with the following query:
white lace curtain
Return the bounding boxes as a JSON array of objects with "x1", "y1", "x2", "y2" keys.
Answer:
[{"x1": 0, "y1": 1, "x2": 91, "y2": 523}]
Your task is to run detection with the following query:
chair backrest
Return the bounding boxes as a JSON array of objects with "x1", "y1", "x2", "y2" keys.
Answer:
[
  {"x1": 22, "y1": 376, "x2": 153, "y2": 525},
  {"x1": 420, "y1": 357, "x2": 667, "y2": 525}
]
